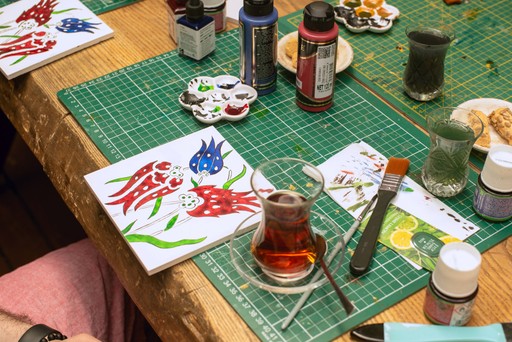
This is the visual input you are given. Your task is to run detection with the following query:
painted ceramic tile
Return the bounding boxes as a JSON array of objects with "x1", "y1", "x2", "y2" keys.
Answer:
[
  {"x1": 0, "y1": 0, "x2": 113, "y2": 79},
  {"x1": 85, "y1": 126, "x2": 259, "y2": 275},
  {"x1": 316, "y1": 141, "x2": 481, "y2": 271}
]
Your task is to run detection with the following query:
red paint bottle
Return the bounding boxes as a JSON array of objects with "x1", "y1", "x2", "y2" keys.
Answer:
[{"x1": 296, "y1": 1, "x2": 338, "y2": 112}]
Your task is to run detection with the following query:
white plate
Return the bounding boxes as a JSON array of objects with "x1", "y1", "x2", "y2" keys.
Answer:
[
  {"x1": 457, "y1": 98, "x2": 512, "y2": 153},
  {"x1": 277, "y1": 31, "x2": 354, "y2": 74}
]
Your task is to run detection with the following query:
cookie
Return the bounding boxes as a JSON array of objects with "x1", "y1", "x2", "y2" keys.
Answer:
[
  {"x1": 489, "y1": 107, "x2": 512, "y2": 145},
  {"x1": 285, "y1": 36, "x2": 298, "y2": 59},
  {"x1": 469, "y1": 109, "x2": 490, "y2": 148}
]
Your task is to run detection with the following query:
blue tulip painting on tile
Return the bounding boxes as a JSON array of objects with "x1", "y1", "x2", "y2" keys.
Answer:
[
  {"x1": 189, "y1": 137, "x2": 225, "y2": 178},
  {"x1": 56, "y1": 18, "x2": 101, "y2": 33}
]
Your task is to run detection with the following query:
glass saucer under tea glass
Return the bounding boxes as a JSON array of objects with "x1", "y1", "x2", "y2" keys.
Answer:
[{"x1": 229, "y1": 211, "x2": 345, "y2": 294}]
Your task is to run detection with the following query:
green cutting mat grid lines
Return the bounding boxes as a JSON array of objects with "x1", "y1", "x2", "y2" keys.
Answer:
[
  {"x1": 58, "y1": 26, "x2": 512, "y2": 342},
  {"x1": 276, "y1": 0, "x2": 512, "y2": 169},
  {"x1": 337, "y1": 0, "x2": 512, "y2": 126},
  {"x1": 0, "y1": 0, "x2": 138, "y2": 15}
]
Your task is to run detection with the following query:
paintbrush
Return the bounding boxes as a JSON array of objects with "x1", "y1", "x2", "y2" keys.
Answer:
[
  {"x1": 280, "y1": 193, "x2": 378, "y2": 330},
  {"x1": 349, "y1": 157, "x2": 410, "y2": 276}
]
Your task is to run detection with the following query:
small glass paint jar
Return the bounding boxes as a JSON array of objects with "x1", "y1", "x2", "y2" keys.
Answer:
[
  {"x1": 203, "y1": 0, "x2": 226, "y2": 33},
  {"x1": 423, "y1": 242, "x2": 481, "y2": 326},
  {"x1": 177, "y1": 0, "x2": 216, "y2": 61},
  {"x1": 473, "y1": 145, "x2": 512, "y2": 222}
]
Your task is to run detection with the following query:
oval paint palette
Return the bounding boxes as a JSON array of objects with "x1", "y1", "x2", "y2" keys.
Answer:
[{"x1": 180, "y1": 76, "x2": 257, "y2": 124}]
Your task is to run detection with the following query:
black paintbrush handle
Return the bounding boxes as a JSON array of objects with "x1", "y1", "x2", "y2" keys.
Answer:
[{"x1": 349, "y1": 191, "x2": 396, "y2": 276}]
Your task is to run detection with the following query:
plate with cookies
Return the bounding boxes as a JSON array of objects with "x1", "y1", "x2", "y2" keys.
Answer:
[
  {"x1": 277, "y1": 31, "x2": 354, "y2": 74},
  {"x1": 457, "y1": 98, "x2": 512, "y2": 153}
]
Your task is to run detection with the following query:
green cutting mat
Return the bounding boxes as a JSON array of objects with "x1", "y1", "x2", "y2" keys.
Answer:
[
  {"x1": 0, "y1": 0, "x2": 138, "y2": 14},
  {"x1": 280, "y1": 0, "x2": 512, "y2": 168},
  {"x1": 58, "y1": 19, "x2": 512, "y2": 342}
]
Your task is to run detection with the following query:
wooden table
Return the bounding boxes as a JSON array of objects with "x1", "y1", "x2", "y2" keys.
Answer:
[{"x1": 2, "y1": 0, "x2": 512, "y2": 340}]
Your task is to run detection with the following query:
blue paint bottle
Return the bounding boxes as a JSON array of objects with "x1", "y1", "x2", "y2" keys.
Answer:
[
  {"x1": 178, "y1": 0, "x2": 216, "y2": 60},
  {"x1": 239, "y1": 0, "x2": 278, "y2": 95}
]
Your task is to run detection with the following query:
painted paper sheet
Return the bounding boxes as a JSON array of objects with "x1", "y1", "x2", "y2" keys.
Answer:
[
  {"x1": 316, "y1": 141, "x2": 481, "y2": 271},
  {"x1": 85, "y1": 126, "x2": 259, "y2": 275},
  {"x1": 0, "y1": 0, "x2": 113, "y2": 79}
]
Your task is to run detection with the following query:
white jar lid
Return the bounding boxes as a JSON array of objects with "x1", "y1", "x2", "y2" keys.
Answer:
[
  {"x1": 202, "y1": 0, "x2": 225, "y2": 8},
  {"x1": 481, "y1": 145, "x2": 512, "y2": 193},
  {"x1": 432, "y1": 242, "x2": 481, "y2": 298}
]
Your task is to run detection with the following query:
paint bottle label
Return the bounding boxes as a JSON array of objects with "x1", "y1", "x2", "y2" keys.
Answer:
[
  {"x1": 296, "y1": 37, "x2": 337, "y2": 111},
  {"x1": 178, "y1": 20, "x2": 215, "y2": 60},
  {"x1": 423, "y1": 279, "x2": 477, "y2": 326},
  {"x1": 239, "y1": 21, "x2": 278, "y2": 93},
  {"x1": 473, "y1": 176, "x2": 512, "y2": 221}
]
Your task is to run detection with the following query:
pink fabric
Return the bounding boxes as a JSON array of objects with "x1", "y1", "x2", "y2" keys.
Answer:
[{"x1": 0, "y1": 239, "x2": 146, "y2": 342}]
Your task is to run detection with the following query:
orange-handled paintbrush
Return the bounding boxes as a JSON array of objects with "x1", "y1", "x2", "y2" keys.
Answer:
[{"x1": 349, "y1": 157, "x2": 410, "y2": 276}]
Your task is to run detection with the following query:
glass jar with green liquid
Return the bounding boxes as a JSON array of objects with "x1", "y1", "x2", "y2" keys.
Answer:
[{"x1": 421, "y1": 107, "x2": 483, "y2": 198}]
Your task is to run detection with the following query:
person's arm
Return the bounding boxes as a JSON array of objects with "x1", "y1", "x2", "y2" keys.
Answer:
[
  {"x1": 0, "y1": 309, "x2": 100, "y2": 342},
  {"x1": 0, "y1": 308, "x2": 32, "y2": 341}
]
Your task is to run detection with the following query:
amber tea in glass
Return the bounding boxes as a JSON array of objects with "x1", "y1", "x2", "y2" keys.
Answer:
[
  {"x1": 251, "y1": 190, "x2": 318, "y2": 280},
  {"x1": 250, "y1": 158, "x2": 324, "y2": 283}
]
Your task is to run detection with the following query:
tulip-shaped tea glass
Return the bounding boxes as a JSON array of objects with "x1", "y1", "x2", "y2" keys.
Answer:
[
  {"x1": 421, "y1": 107, "x2": 483, "y2": 197},
  {"x1": 403, "y1": 22, "x2": 455, "y2": 101},
  {"x1": 250, "y1": 158, "x2": 324, "y2": 283}
]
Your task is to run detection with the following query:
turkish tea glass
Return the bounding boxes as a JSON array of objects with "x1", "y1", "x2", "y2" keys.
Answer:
[
  {"x1": 421, "y1": 107, "x2": 483, "y2": 197},
  {"x1": 403, "y1": 22, "x2": 455, "y2": 102},
  {"x1": 250, "y1": 158, "x2": 324, "y2": 283}
]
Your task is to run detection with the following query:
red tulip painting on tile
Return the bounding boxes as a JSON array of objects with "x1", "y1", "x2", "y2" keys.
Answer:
[
  {"x1": 0, "y1": 31, "x2": 56, "y2": 61},
  {"x1": 16, "y1": 0, "x2": 58, "y2": 27},
  {"x1": 106, "y1": 161, "x2": 184, "y2": 215}
]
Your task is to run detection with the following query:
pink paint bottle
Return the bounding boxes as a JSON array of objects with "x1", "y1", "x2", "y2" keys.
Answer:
[
  {"x1": 296, "y1": 1, "x2": 338, "y2": 112},
  {"x1": 423, "y1": 242, "x2": 481, "y2": 326}
]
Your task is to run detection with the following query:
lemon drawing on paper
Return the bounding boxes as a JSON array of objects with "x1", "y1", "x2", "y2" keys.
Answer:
[
  {"x1": 440, "y1": 235, "x2": 462, "y2": 244},
  {"x1": 396, "y1": 215, "x2": 418, "y2": 231},
  {"x1": 390, "y1": 229, "x2": 414, "y2": 250}
]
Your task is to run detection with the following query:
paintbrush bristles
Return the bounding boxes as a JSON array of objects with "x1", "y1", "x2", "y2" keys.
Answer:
[{"x1": 385, "y1": 157, "x2": 410, "y2": 176}]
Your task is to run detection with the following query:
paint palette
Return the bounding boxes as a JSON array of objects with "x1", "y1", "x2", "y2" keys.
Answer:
[
  {"x1": 334, "y1": 0, "x2": 400, "y2": 33},
  {"x1": 180, "y1": 76, "x2": 257, "y2": 124}
]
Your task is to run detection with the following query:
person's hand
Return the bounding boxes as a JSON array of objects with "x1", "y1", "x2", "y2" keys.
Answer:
[{"x1": 67, "y1": 333, "x2": 102, "y2": 342}]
